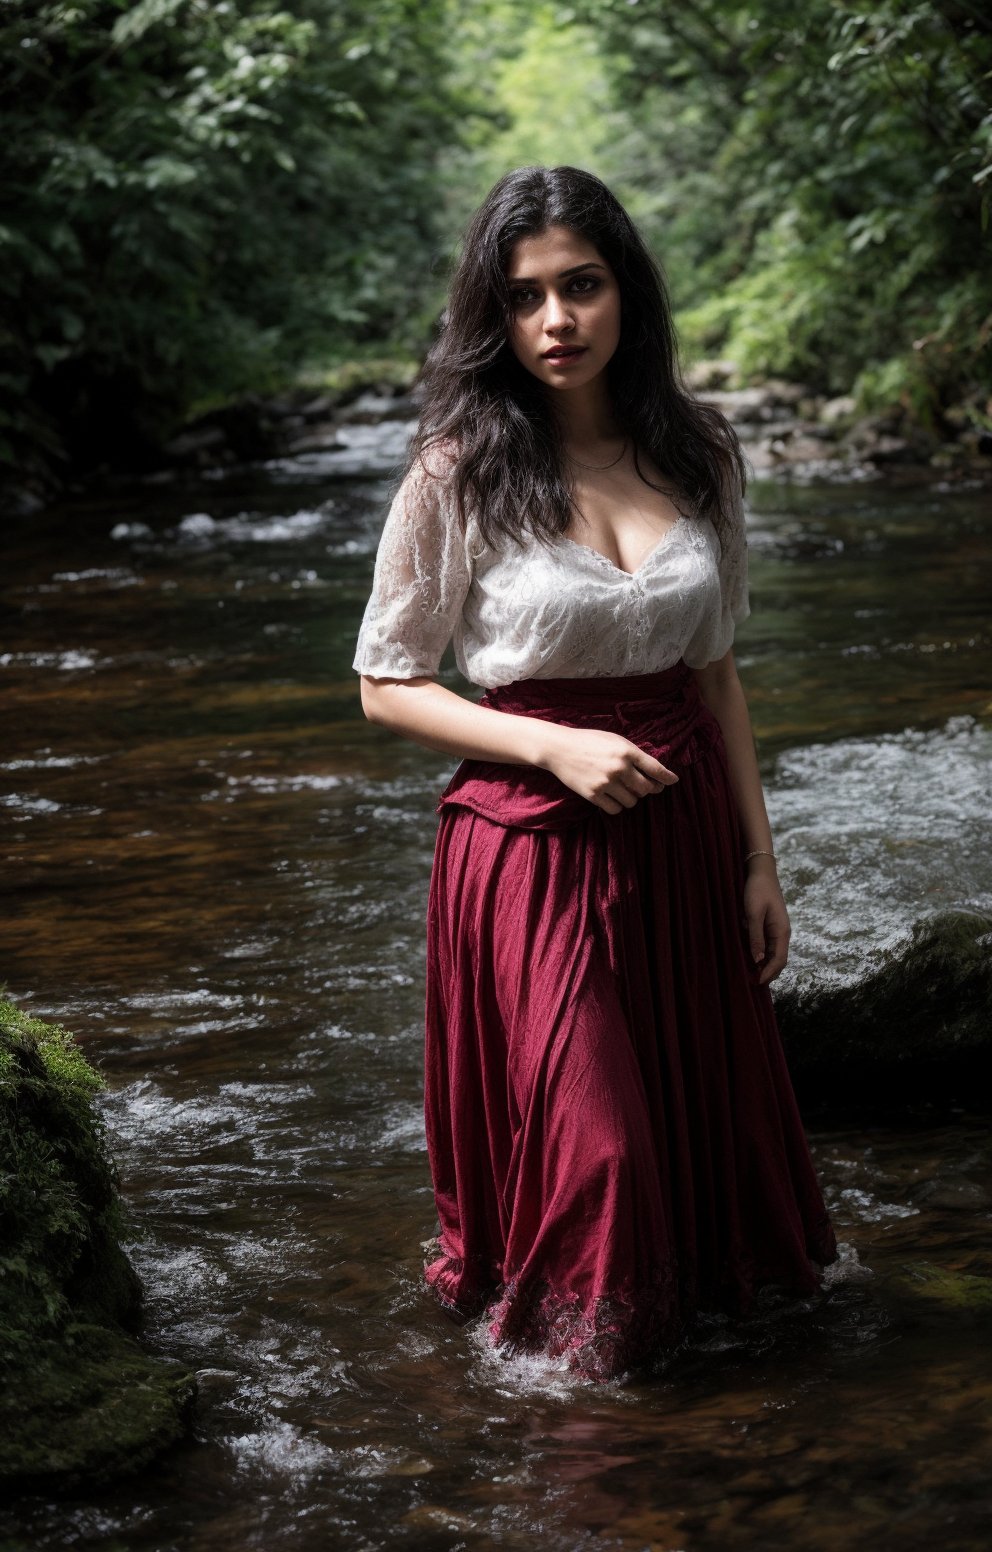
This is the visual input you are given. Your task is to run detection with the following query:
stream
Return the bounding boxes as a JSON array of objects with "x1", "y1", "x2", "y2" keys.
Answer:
[{"x1": 2, "y1": 408, "x2": 991, "y2": 1550}]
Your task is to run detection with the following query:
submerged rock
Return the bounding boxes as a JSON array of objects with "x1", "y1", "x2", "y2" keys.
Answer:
[
  {"x1": 774, "y1": 911, "x2": 992, "y2": 1106},
  {"x1": 0, "y1": 999, "x2": 196, "y2": 1495},
  {"x1": 889, "y1": 1261, "x2": 992, "y2": 1315}
]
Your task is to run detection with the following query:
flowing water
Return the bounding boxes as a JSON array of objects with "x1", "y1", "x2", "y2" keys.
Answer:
[{"x1": 2, "y1": 413, "x2": 991, "y2": 1550}]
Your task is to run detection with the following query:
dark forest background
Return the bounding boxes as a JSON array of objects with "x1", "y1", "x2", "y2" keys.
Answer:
[{"x1": 3, "y1": 0, "x2": 990, "y2": 503}]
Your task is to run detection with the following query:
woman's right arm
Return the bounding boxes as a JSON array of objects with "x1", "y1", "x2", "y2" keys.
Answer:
[
  {"x1": 361, "y1": 673, "x2": 550, "y2": 766},
  {"x1": 359, "y1": 674, "x2": 679, "y2": 815}
]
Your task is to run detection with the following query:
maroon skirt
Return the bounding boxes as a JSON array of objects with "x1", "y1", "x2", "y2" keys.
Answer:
[{"x1": 422, "y1": 659, "x2": 838, "y2": 1381}]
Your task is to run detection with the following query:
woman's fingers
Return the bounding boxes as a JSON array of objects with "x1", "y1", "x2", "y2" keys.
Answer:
[
  {"x1": 594, "y1": 792, "x2": 625, "y2": 814},
  {"x1": 595, "y1": 754, "x2": 679, "y2": 812},
  {"x1": 630, "y1": 767, "x2": 676, "y2": 795},
  {"x1": 753, "y1": 912, "x2": 791, "y2": 984},
  {"x1": 748, "y1": 915, "x2": 766, "y2": 965},
  {"x1": 616, "y1": 755, "x2": 678, "y2": 800},
  {"x1": 552, "y1": 731, "x2": 679, "y2": 813},
  {"x1": 634, "y1": 754, "x2": 679, "y2": 788},
  {"x1": 603, "y1": 781, "x2": 640, "y2": 810},
  {"x1": 761, "y1": 935, "x2": 790, "y2": 982}
]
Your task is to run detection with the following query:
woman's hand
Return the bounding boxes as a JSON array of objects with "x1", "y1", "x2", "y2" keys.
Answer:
[
  {"x1": 743, "y1": 858, "x2": 791, "y2": 985},
  {"x1": 540, "y1": 725, "x2": 679, "y2": 815}
]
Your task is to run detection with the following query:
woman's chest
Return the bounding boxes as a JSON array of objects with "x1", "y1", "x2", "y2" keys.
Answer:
[
  {"x1": 561, "y1": 469, "x2": 690, "y2": 577},
  {"x1": 467, "y1": 517, "x2": 719, "y2": 631}
]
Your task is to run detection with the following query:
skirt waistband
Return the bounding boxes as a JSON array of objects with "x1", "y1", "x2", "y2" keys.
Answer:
[
  {"x1": 437, "y1": 659, "x2": 724, "y2": 831},
  {"x1": 480, "y1": 660, "x2": 693, "y2": 716}
]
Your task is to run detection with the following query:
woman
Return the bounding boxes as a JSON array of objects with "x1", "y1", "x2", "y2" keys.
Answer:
[{"x1": 353, "y1": 165, "x2": 838, "y2": 1382}]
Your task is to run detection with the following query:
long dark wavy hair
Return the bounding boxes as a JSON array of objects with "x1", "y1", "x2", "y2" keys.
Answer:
[{"x1": 405, "y1": 164, "x2": 747, "y2": 555}]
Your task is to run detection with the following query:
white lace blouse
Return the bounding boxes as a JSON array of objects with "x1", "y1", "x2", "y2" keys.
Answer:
[{"x1": 352, "y1": 452, "x2": 750, "y2": 688}]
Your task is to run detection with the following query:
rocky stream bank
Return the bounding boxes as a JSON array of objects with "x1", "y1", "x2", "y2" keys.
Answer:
[
  {"x1": 7, "y1": 359, "x2": 992, "y2": 516},
  {"x1": 133, "y1": 359, "x2": 992, "y2": 490}
]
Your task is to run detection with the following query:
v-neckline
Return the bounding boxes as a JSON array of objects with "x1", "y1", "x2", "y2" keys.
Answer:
[{"x1": 559, "y1": 512, "x2": 689, "y2": 578}]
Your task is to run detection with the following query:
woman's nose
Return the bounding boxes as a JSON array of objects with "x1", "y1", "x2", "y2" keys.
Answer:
[{"x1": 544, "y1": 292, "x2": 574, "y2": 331}]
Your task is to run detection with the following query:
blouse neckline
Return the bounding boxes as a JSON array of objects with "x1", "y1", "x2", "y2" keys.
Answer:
[{"x1": 557, "y1": 511, "x2": 690, "y2": 579}]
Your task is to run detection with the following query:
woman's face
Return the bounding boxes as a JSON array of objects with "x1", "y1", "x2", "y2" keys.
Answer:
[{"x1": 504, "y1": 225, "x2": 622, "y2": 394}]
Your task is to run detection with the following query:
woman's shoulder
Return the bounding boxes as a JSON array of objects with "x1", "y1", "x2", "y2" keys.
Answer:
[
  {"x1": 385, "y1": 436, "x2": 485, "y2": 569},
  {"x1": 403, "y1": 436, "x2": 485, "y2": 551},
  {"x1": 410, "y1": 433, "x2": 463, "y2": 486},
  {"x1": 386, "y1": 438, "x2": 461, "y2": 530}
]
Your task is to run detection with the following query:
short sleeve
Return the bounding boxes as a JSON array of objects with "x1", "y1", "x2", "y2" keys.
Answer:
[
  {"x1": 683, "y1": 467, "x2": 751, "y2": 668},
  {"x1": 352, "y1": 450, "x2": 472, "y2": 679}
]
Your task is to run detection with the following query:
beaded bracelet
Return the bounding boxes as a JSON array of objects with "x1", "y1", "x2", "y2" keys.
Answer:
[{"x1": 744, "y1": 849, "x2": 777, "y2": 864}]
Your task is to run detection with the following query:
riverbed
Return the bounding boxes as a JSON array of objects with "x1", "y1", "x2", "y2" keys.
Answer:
[{"x1": 2, "y1": 422, "x2": 990, "y2": 1550}]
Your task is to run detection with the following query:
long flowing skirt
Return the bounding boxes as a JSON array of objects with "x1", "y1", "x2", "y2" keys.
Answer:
[{"x1": 422, "y1": 660, "x2": 838, "y2": 1381}]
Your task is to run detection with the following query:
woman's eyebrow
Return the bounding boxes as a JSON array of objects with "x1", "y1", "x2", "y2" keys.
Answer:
[{"x1": 507, "y1": 262, "x2": 605, "y2": 284}]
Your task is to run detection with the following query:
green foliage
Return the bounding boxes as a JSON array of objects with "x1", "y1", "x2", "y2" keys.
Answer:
[
  {"x1": 0, "y1": 0, "x2": 482, "y2": 486},
  {"x1": 4, "y1": 0, "x2": 990, "y2": 490},
  {"x1": 0, "y1": 1000, "x2": 106, "y2": 1101},
  {"x1": 567, "y1": 0, "x2": 992, "y2": 413},
  {"x1": 441, "y1": 5, "x2": 620, "y2": 191},
  {"x1": 678, "y1": 219, "x2": 855, "y2": 385}
]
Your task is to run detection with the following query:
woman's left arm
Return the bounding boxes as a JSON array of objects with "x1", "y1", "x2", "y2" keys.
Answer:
[{"x1": 692, "y1": 650, "x2": 790, "y2": 987}]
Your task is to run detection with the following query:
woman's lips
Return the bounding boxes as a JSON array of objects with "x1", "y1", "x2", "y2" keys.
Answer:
[{"x1": 543, "y1": 347, "x2": 588, "y2": 367}]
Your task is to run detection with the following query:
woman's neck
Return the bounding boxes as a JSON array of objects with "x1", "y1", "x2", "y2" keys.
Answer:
[{"x1": 547, "y1": 380, "x2": 623, "y2": 451}]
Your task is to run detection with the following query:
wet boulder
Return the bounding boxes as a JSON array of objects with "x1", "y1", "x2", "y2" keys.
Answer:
[
  {"x1": 0, "y1": 999, "x2": 197, "y2": 1495},
  {"x1": 773, "y1": 910, "x2": 992, "y2": 1109}
]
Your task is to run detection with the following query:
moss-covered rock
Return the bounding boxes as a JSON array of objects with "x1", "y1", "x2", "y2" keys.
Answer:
[
  {"x1": 0, "y1": 998, "x2": 197, "y2": 1494},
  {"x1": 889, "y1": 1261, "x2": 992, "y2": 1316},
  {"x1": 774, "y1": 910, "x2": 992, "y2": 1107}
]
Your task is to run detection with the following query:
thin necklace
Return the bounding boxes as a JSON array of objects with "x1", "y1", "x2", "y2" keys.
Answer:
[{"x1": 567, "y1": 437, "x2": 629, "y2": 472}]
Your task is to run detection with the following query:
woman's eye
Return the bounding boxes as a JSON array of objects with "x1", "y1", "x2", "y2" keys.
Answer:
[{"x1": 510, "y1": 277, "x2": 600, "y2": 307}]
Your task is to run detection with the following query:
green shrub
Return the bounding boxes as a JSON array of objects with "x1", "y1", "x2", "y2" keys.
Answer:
[{"x1": 0, "y1": 0, "x2": 480, "y2": 486}]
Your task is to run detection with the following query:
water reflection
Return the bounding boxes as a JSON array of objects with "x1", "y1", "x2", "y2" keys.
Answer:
[{"x1": 2, "y1": 435, "x2": 990, "y2": 1549}]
